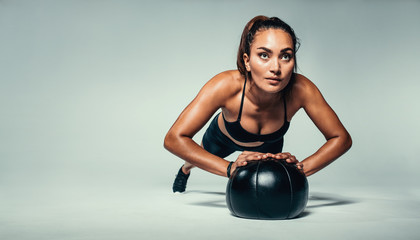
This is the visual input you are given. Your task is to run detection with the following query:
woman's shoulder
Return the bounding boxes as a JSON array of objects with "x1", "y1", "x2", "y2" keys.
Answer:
[
  {"x1": 203, "y1": 70, "x2": 244, "y2": 98},
  {"x1": 294, "y1": 73, "x2": 315, "y2": 89},
  {"x1": 292, "y1": 74, "x2": 323, "y2": 105},
  {"x1": 292, "y1": 74, "x2": 323, "y2": 107},
  {"x1": 293, "y1": 74, "x2": 320, "y2": 95}
]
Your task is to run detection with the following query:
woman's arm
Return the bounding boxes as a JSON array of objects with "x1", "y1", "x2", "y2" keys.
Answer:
[
  {"x1": 164, "y1": 71, "x2": 240, "y2": 177},
  {"x1": 295, "y1": 75, "x2": 352, "y2": 176}
]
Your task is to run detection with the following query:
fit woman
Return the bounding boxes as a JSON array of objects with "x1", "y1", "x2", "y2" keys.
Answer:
[{"x1": 164, "y1": 16, "x2": 352, "y2": 193}]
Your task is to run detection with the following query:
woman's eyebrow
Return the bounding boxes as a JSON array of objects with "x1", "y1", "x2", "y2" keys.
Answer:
[
  {"x1": 257, "y1": 47, "x2": 294, "y2": 53},
  {"x1": 280, "y1": 47, "x2": 294, "y2": 53},
  {"x1": 257, "y1": 47, "x2": 273, "y2": 53}
]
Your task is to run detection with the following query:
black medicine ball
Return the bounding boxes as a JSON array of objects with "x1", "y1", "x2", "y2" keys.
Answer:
[{"x1": 226, "y1": 158, "x2": 309, "y2": 219}]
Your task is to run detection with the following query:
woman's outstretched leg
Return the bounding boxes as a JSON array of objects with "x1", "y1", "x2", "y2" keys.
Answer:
[{"x1": 172, "y1": 162, "x2": 194, "y2": 193}]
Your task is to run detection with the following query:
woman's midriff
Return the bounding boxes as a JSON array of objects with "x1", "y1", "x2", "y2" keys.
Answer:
[{"x1": 217, "y1": 113, "x2": 264, "y2": 147}]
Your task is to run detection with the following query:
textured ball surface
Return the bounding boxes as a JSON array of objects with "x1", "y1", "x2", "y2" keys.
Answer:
[{"x1": 226, "y1": 158, "x2": 309, "y2": 219}]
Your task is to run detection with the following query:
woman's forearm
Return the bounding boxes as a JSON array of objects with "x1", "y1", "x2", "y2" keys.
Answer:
[
  {"x1": 301, "y1": 132, "x2": 352, "y2": 176},
  {"x1": 164, "y1": 133, "x2": 229, "y2": 177}
]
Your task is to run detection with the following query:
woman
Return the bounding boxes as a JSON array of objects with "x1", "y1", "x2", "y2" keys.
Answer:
[{"x1": 164, "y1": 16, "x2": 352, "y2": 193}]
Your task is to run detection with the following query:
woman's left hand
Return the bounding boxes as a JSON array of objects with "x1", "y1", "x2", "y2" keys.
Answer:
[{"x1": 268, "y1": 152, "x2": 303, "y2": 171}]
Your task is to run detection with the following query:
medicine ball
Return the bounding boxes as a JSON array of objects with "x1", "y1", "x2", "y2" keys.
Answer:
[{"x1": 226, "y1": 158, "x2": 309, "y2": 219}]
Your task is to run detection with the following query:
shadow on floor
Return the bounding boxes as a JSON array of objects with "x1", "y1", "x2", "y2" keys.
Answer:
[
  {"x1": 186, "y1": 190, "x2": 227, "y2": 208},
  {"x1": 306, "y1": 192, "x2": 358, "y2": 208},
  {"x1": 185, "y1": 190, "x2": 358, "y2": 210},
  {"x1": 186, "y1": 190, "x2": 225, "y2": 196}
]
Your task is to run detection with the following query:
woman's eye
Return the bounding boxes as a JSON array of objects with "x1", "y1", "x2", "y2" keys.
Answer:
[
  {"x1": 282, "y1": 54, "x2": 291, "y2": 60},
  {"x1": 260, "y1": 53, "x2": 269, "y2": 59}
]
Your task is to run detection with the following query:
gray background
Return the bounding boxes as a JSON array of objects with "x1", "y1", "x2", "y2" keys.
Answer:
[{"x1": 1, "y1": 0, "x2": 420, "y2": 239}]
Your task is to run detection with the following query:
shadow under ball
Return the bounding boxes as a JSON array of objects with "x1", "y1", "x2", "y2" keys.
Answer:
[{"x1": 226, "y1": 158, "x2": 309, "y2": 219}]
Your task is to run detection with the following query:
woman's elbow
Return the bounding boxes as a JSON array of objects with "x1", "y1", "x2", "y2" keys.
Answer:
[
  {"x1": 164, "y1": 130, "x2": 189, "y2": 152},
  {"x1": 343, "y1": 131, "x2": 352, "y2": 152},
  {"x1": 163, "y1": 131, "x2": 176, "y2": 152}
]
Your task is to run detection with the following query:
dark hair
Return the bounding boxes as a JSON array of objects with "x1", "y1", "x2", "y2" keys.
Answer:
[{"x1": 237, "y1": 16, "x2": 300, "y2": 98}]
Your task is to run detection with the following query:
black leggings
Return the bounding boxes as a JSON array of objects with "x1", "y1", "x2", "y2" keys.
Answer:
[{"x1": 202, "y1": 113, "x2": 285, "y2": 158}]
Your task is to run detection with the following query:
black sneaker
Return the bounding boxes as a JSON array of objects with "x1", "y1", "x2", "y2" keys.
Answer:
[{"x1": 172, "y1": 166, "x2": 190, "y2": 193}]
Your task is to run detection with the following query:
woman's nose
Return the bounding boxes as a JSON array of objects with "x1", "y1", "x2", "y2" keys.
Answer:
[{"x1": 269, "y1": 58, "x2": 281, "y2": 74}]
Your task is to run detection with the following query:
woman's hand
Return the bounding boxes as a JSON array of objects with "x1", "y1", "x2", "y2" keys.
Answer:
[
  {"x1": 234, "y1": 151, "x2": 270, "y2": 167},
  {"x1": 230, "y1": 151, "x2": 269, "y2": 176},
  {"x1": 230, "y1": 151, "x2": 303, "y2": 176},
  {"x1": 270, "y1": 152, "x2": 303, "y2": 171}
]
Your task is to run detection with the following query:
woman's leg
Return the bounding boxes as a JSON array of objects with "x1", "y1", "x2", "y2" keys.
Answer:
[{"x1": 181, "y1": 162, "x2": 194, "y2": 174}]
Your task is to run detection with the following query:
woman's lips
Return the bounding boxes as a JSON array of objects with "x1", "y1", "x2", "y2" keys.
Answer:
[{"x1": 266, "y1": 77, "x2": 282, "y2": 84}]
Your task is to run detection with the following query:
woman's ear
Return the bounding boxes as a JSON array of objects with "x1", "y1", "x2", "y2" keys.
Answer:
[{"x1": 243, "y1": 53, "x2": 250, "y2": 72}]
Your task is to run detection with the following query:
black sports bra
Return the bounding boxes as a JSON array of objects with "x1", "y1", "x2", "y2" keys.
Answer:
[{"x1": 222, "y1": 78, "x2": 290, "y2": 143}]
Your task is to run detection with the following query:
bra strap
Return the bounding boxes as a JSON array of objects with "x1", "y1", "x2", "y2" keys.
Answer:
[{"x1": 237, "y1": 76, "x2": 247, "y2": 121}]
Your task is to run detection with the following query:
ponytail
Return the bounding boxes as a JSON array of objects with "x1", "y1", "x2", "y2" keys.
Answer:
[{"x1": 236, "y1": 16, "x2": 270, "y2": 77}]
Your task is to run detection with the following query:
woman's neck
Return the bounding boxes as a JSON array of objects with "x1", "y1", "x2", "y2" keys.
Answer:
[{"x1": 246, "y1": 80, "x2": 283, "y2": 110}]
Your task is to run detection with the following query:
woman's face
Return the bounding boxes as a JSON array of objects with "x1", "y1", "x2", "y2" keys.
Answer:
[{"x1": 244, "y1": 28, "x2": 295, "y2": 94}]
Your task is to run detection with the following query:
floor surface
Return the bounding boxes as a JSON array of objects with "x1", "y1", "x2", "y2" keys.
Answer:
[{"x1": 1, "y1": 179, "x2": 419, "y2": 240}]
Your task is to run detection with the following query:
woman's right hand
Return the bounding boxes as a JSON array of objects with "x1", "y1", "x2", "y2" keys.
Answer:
[{"x1": 230, "y1": 151, "x2": 271, "y2": 176}]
